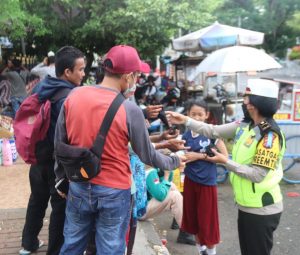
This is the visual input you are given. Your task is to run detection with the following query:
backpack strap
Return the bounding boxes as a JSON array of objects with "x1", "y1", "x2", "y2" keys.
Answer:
[{"x1": 91, "y1": 93, "x2": 125, "y2": 157}]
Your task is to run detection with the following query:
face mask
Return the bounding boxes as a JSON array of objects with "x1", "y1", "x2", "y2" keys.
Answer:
[
  {"x1": 242, "y1": 103, "x2": 251, "y2": 121},
  {"x1": 123, "y1": 83, "x2": 137, "y2": 99},
  {"x1": 122, "y1": 73, "x2": 137, "y2": 98}
]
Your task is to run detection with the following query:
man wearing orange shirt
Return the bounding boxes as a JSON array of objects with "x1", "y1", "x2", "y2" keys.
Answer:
[{"x1": 54, "y1": 45, "x2": 183, "y2": 255}]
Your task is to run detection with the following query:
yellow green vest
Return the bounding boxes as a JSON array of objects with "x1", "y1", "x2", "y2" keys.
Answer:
[{"x1": 230, "y1": 122, "x2": 285, "y2": 207}]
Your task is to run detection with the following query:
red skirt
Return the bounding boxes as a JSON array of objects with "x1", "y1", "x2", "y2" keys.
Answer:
[{"x1": 181, "y1": 176, "x2": 220, "y2": 246}]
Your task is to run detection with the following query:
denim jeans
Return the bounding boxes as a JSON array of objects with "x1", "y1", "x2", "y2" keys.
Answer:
[{"x1": 60, "y1": 182, "x2": 131, "y2": 255}]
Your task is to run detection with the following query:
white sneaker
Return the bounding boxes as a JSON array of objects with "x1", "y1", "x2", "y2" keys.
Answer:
[{"x1": 19, "y1": 240, "x2": 44, "y2": 255}]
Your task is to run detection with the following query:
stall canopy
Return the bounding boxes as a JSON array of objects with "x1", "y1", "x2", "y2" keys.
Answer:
[
  {"x1": 172, "y1": 21, "x2": 264, "y2": 52},
  {"x1": 195, "y1": 46, "x2": 281, "y2": 73}
]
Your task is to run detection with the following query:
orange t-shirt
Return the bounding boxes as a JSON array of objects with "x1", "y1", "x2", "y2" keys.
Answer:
[{"x1": 64, "y1": 86, "x2": 131, "y2": 189}]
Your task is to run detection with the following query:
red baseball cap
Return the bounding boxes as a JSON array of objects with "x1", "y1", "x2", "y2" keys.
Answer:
[{"x1": 104, "y1": 45, "x2": 150, "y2": 74}]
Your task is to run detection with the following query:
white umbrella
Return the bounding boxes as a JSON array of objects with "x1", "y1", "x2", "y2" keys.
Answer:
[
  {"x1": 193, "y1": 45, "x2": 282, "y2": 121},
  {"x1": 195, "y1": 45, "x2": 281, "y2": 73},
  {"x1": 172, "y1": 21, "x2": 264, "y2": 52}
]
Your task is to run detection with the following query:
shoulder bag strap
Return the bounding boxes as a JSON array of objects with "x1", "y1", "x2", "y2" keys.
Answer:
[{"x1": 91, "y1": 93, "x2": 125, "y2": 156}]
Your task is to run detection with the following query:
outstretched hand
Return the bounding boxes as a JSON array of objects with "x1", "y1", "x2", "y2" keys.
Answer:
[
  {"x1": 161, "y1": 129, "x2": 180, "y2": 140},
  {"x1": 166, "y1": 111, "x2": 188, "y2": 125},
  {"x1": 146, "y1": 104, "x2": 163, "y2": 119},
  {"x1": 165, "y1": 139, "x2": 190, "y2": 152},
  {"x1": 177, "y1": 154, "x2": 186, "y2": 170},
  {"x1": 185, "y1": 152, "x2": 203, "y2": 163},
  {"x1": 204, "y1": 148, "x2": 228, "y2": 164}
]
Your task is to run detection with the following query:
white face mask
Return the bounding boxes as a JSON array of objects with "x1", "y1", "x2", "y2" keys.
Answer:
[
  {"x1": 122, "y1": 83, "x2": 137, "y2": 98},
  {"x1": 122, "y1": 73, "x2": 137, "y2": 98}
]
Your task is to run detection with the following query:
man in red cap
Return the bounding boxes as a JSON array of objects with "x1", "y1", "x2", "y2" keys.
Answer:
[{"x1": 54, "y1": 45, "x2": 184, "y2": 254}]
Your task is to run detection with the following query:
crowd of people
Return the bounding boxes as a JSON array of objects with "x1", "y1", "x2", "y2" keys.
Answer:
[
  {"x1": 0, "y1": 44, "x2": 286, "y2": 255},
  {"x1": 0, "y1": 51, "x2": 56, "y2": 118}
]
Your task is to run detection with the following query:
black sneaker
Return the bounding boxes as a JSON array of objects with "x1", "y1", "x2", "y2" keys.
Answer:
[
  {"x1": 170, "y1": 218, "x2": 179, "y2": 230},
  {"x1": 177, "y1": 230, "x2": 196, "y2": 245}
]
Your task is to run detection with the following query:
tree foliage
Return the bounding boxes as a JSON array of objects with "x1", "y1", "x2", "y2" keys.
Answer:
[
  {"x1": 287, "y1": 11, "x2": 300, "y2": 33},
  {"x1": 1, "y1": 0, "x2": 46, "y2": 39},
  {"x1": 215, "y1": 0, "x2": 300, "y2": 57},
  {"x1": 74, "y1": 0, "x2": 222, "y2": 59},
  {"x1": 3, "y1": 0, "x2": 300, "y2": 61},
  {"x1": 4, "y1": 0, "x2": 222, "y2": 61}
]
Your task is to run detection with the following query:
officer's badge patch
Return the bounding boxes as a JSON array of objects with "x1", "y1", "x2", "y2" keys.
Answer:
[
  {"x1": 263, "y1": 132, "x2": 275, "y2": 148},
  {"x1": 244, "y1": 135, "x2": 255, "y2": 147},
  {"x1": 253, "y1": 132, "x2": 280, "y2": 170}
]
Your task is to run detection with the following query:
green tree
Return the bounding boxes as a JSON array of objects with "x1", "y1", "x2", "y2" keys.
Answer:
[
  {"x1": 215, "y1": 0, "x2": 300, "y2": 57},
  {"x1": 20, "y1": 0, "x2": 222, "y2": 61},
  {"x1": 1, "y1": 0, "x2": 46, "y2": 39},
  {"x1": 77, "y1": 0, "x2": 221, "y2": 59},
  {"x1": 287, "y1": 11, "x2": 300, "y2": 33}
]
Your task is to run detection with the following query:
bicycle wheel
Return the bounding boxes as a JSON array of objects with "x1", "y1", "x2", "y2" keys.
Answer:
[
  {"x1": 282, "y1": 135, "x2": 300, "y2": 184},
  {"x1": 217, "y1": 165, "x2": 228, "y2": 184}
]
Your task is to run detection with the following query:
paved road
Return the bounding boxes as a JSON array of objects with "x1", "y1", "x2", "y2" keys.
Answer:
[
  {"x1": 1, "y1": 160, "x2": 300, "y2": 255},
  {"x1": 0, "y1": 160, "x2": 161, "y2": 255},
  {"x1": 152, "y1": 182, "x2": 300, "y2": 255}
]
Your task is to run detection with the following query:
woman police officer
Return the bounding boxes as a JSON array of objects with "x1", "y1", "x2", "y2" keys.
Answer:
[{"x1": 167, "y1": 79, "x2": 285, "y2": 255}]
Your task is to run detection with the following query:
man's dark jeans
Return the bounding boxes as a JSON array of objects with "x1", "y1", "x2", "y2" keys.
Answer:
[{"x1": 21, "y1": 162, "x2": 66, "y2": 255}]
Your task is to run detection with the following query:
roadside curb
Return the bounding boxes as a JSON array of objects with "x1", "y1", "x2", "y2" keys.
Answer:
[
  {"x1": 134, "y1": 220, "x2": 170, "y2": 255},
  {"x1": 0, "y1": 208, "x2": 169, "y2": 255}
]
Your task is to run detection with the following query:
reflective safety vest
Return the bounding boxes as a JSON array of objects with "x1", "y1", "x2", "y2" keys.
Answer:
[{"x1": 230, "y1": 122, "x2": 285, "y2": 208}]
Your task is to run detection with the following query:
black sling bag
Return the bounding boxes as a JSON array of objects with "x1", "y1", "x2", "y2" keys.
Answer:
[{"x1": 55, "y1": 93, "x2": 125, "y2": 182}]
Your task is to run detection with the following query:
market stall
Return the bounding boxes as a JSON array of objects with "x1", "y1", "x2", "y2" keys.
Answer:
[
  {"x1": 172, "y1": 21, "x2": 264, "y2": 52},
  {"x1": 0, "y1": 115, "x2": 18, "y2": 166}
]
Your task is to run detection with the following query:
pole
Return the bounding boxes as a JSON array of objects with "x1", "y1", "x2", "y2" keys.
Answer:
[
  {"x1": 21, "y1": 38, "x2": 26, "y2": 56},
  {"x1": 235, "y1": 72, "x2": 239, "y2": 119},
  {"x1": 238, "y1": 16, "x2": 242, "y2": 27},
  {"x1": 155, "y1": 55, "x2": 160, "y2": 75}
]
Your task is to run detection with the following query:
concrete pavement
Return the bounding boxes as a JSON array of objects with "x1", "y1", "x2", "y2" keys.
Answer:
[
  {"x1": 152, "y1": 183, "x2": 300, "y2": 255},
  {"x1": 0, "y1": 159, "x2": 164, "y2": 255},
  {"x1": 2, "y1": 159, "x2": 300, "y2": 255},
  {"x1": 0, "y1": 208, "x2": 163, "y2": 255}
]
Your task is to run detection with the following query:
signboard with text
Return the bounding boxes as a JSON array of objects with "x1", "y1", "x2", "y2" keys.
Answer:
[
  {"x1": 293, "y1": 91, "x2": 300, "y2": 121},
  {"x1": 274, "y1": 113, "x2": 291, "y2": 121}
]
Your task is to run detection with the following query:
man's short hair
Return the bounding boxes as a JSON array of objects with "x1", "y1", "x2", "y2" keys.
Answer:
[
  {"x1": 55, "y1": 46, "x2": 84, "y2": 77},
  {"x1": 103, "y1": 59, "x2": 123, "y2": 79},
  {"x1": 12, "y1": 58, "x2": 22, "y2": 68}
]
